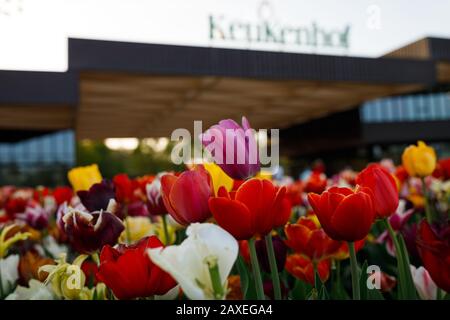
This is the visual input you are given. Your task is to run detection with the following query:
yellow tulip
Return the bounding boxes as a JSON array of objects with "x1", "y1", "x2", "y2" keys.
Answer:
[
  {"x1": 39, "y1": 253, "x2": 89, "y2": 300},
  {"x1": 119, "y1": 216, "x2": 155, "y2": 244},
  {"x1": 203, "y1": 163, "x2": 233, "y2": 196},
  {"x1": 67, "y1": 164, "x2": 102, "y2": 192},
  {"x1": 402, "y1": 141, "x2": 437, "y2": 177},
  {"x1": 255, "y1": 170, "x2": 272, "y2": 181}
]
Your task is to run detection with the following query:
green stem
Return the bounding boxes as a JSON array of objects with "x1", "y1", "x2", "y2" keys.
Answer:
[
  {"x1": 205, "y1": 256, "x2": 224, "y2": 299},
  {"x1": 161, "y1": 214, "x2": 170, "y2": 245},
  {"x1": 421, "y1": 177, "x2": 433, "y2": 224},
  {"x1": 91, "y1": 252, "x2": 100, "y2": 266},
  {"x1": 264, "y1": 234, "x2": 281, "y2": 300},
  {"x1": 248, "y1": 238, "x2": 265, "y2": 300},
  {"x1": 348, "y1": 241, "x2": 360, "y2": 300},
  {"x1": 335, "y1": 260, "x2": 341, "y2": 288},
  {"x1": 383, "y1": 218, "x2": 406, "y2": 299}
]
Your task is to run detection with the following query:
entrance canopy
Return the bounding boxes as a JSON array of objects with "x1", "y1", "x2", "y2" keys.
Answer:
[{"x1": 0, "y1": 37, "x2": 446, "y2": 141}]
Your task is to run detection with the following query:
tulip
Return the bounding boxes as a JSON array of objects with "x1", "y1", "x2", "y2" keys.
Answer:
[
  {"x1": 148, "y1": 223, "x2": 238, "y2": 300},
  {"x1": 39, "y1": 253, "x2": 91, "y2": 300},
  {"x1": 330, "y1": 239, "x2": 366, "y2": 260},
  {"x1": 119, "y1": 216, "x2": 154, "y2": 244},
  {"x1": 0, "y1": 254, "x2": 19, "y2": 298},
  {"x1": 226, "y1": 275, "x2": 243, "y2": 300},
  {"x1": 285, "y1": 254, "x2": 330, "y2": 285},
  {"x1": 146, "y1": 176, "x2": 168, "y2": 216},
  {"x1": 356, "y1": 164, "x2": 399, "y2": 218},
  {"x1": 209, "y1": 178, "x2": 287, "y2": 240},
  {"x1": 67, "y1": 164, "x2": 102, "y2": 192},
  {"x1": 201, "y1": 117, "x2": 260, "y2": 180},
  {"x1": 308, "y1": 187, "x2": 375, "y2": 242},
  {"x1": 6, "y1": 279, "x2": 56, "y2": 300},
  {"x1": 18, "y1": 251, "x2": 54, "y2": 285},
  {"x1": 416, "y1": 220, "x2": 450, "y2": 292},
  {"x1": 96, "y1": 236, "x2": 176, "y2": 300},
  {"x1": 254, "y1": 236, "x2": 288, "y2": 273},
  {"x1": 308, "y1": 186, "x2": 375, "y2": 300},
  {"x1": 371, "y1": 271, "x2": 397, "y2": 293},
  {"x1": 433, "y1": 158, "x2": 450, "y2": 180},
  {"x1": 285, "y1": 216, "x2": 341, "y2": 262},
  {"x1": 59, "y1": 206, "x2": 124, "y2": 254},
  {"x1": 402, "y1": 141, "x2": 437, "y2": 178},
  {"x1": 376, "y1": 200, "x2": 414, "y2": 256},
  {"x1": 410, "y1": 265, "x2": 437, "y2": 300},
  {"x1": 15, "y1": 201, "x2": 51, "y2": 230},
  {"x1": 112, "y1": 173, "x2": 135, "y2": 204},
  {"x1": 304, "y1": 172, "x2": 327, "y2": 194},
  {"x1": 0, "y1": 224, "x2": 31, "y2": 258},
  {"x1": 77, "y1": 180, "x2": 116, "y2": 212},
  {"x1": 52, "y1": 186, "x2": 73, "y2": 206},
  {"x1": 161, "y1": 166, "x2": 213, "y2": 226},
  {"x1": 401, "y1": 142, "x2": 437, "y2": 223},
  {"x1": 202, "y1": 162, "x2": 234, "y2": 196}
]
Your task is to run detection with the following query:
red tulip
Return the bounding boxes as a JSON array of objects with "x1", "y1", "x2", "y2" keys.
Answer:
[
  {"x1": 161, "y1": 166, "x2": 213, "y2": 225},
  {"x1": 433, "y1": 158, "x2": 450, "y2": 180},
  {"x1": 285, "y1": 254, "x2": 330, "y2": 285},
  {"x1": 304, "y1": 172, "x2": 327, "y2": 194},
  {"x1": 308, "y1": 187, "x2": 375, "y2": 242},
  {"x1": 356, "y1": 164, "x2": 399, "y2": 218},
  {"x1": 285, "y1": 216, "x2": 341, "y2": 262},
  {"x1": 416, "y1": 220, "x2": 450, "y2": 292},
  {"x1": 208, "y1": 178, "x2": 286, "y2": 240},
  {"x1": 113, "y1": 174, "x2": 141, "y2": 204},
  {"x1": 96, "y1": 236, "x2": 177, "y2": 300},
  {"x1": 53, "y1": 186, "x2": 73, "y2": 206}
]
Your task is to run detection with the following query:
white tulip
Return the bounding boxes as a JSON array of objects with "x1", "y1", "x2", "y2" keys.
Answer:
[
  {"x1": 6, "y1": 279, "x2": 57, "y2": 300},
  {"x1": 148, "y1": 223, "x2": 238, "y2": 300},
  {"x1": 410, "y1": 265, "x2": 437, "y2": 300},
  {"x1": 0, "y1": 254, "x2": 19, "y2": 297}
]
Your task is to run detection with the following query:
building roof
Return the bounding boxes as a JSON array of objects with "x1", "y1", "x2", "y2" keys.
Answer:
[{"x1": 0, "y1": 37, "x2": 447, "y2": 141}]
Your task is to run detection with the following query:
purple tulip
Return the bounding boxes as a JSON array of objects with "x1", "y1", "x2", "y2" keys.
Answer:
[
  {"x1": 201, "y1": 117, "x2": 260, "y2": 179},
  {"x1": 16, "y1": 202, "x2": 50, "y2": 230},
  {"x1": 77, "y1": 180, "x2": 115, "y2": 212}
]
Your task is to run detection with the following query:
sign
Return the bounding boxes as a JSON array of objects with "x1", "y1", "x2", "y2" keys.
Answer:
[{"x1": 209, "y1": 1, "x2": 350, "y2": 51}]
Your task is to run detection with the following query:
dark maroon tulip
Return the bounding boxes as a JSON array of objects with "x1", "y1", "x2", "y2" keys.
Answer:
[
  {"x1": 61, "y1": 206, "x2": 124, "y2": 254},
  {"x1": 416, "y1": 220, "x2": 450, "y2": 292},
  {"x1": 77, "y1": 179, "x2": 115, "y2": 212},
  {"x1": 255, "y1": 236, "x2": 287, "y2": 273}
]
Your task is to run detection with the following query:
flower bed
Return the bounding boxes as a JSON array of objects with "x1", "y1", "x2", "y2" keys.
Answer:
[{"x1": 0, "y1": 119, "x2": 449, "y2": 300}]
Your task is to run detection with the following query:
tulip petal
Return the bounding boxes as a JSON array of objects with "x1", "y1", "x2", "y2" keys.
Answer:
[
  {"x1": 331, "y1": 192, "x2": 375, "y2": 242},
  {"x1": 209, "y1": 197, "x2": 255, "y2": 240}
]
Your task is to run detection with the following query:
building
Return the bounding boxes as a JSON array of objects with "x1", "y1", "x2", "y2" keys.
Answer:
[{"x1": 0, "y1": 36, "x2": 449, "y2": 182}]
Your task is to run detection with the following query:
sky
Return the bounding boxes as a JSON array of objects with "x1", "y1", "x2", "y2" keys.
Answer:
[{"x1": 1, "y1": 0, "x2": 450, "y2": 71}]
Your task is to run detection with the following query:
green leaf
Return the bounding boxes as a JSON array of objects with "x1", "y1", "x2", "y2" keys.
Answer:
[
  {"x1": 236, "y1": 255, "x2": 252, "y2": 299},
  {"x1": 397, "y1": 235, "x2": 418, "y2": 299},
  {"x1": 319, "y1": 284, "x2": 330, "y2": 300},
  {"x1": 289, "y1": 278, "x2": 312, "y2": 300}
]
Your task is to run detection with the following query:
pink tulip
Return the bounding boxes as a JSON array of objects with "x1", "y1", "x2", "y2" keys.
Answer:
[{"x1": 410, "y1": 265, "x2": 437, "y2": 300}]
